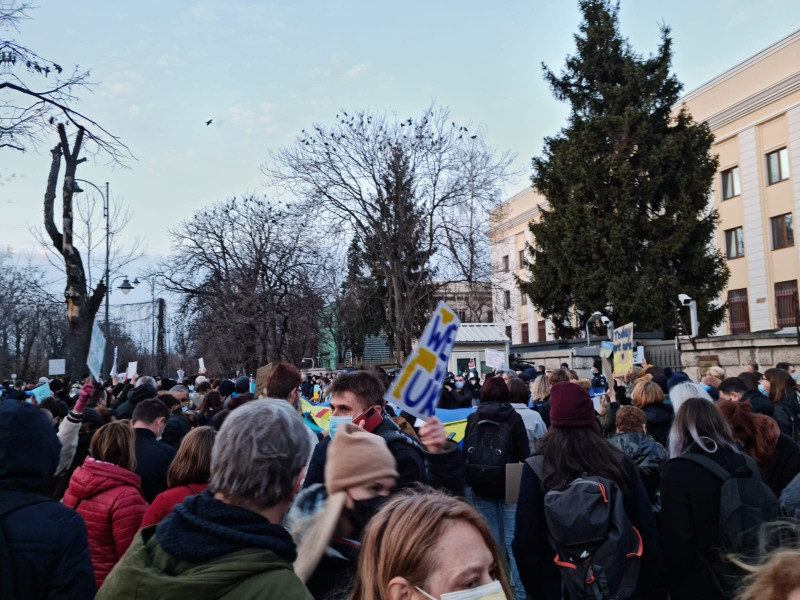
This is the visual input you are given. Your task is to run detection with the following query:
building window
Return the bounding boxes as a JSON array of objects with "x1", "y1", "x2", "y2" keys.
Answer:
[
  {"x1": 520, "y1": 291, "x2": 528, "y2": 306},
  {"x1": 503, "y1": 290, "x2": 511, "y2": 309},
  {"x1": 456, "y1": 309, "x2": 467, "y2": 322},
  {"x1": 502, "y1": 255, "x2": 509, "y2": 272},
  {"x1": 518, "y1": 249, "x2": 525, "y2": 269},
  {"x1": 487, "y1": 309, "x2": 493, "y2": 323},
  {"x1": 766, "y1": 148, "x2": 790, "y2": 185},
  {"x1": 724, "y1": 227, "x2": 744, "y2": 259},
  {"x1": 537, "y1": 320, "x2": 547, "y2": 342},
  {"x1": 505, "y1": 325, "x2": 512, "y2": 341},
  {"x1": 521, "y1": 323, "x2": 529, "y2": 344},
  {"x1": 771, "y1": 213, "x2": 794, "y2": 250},
  {"x1": 727, "y1": 289, "x2": 750, "y2": 335},
  {"x1": 775, "y1": 280, "x2": 799, "y2": 328},
  {"x1": 721, "y1": 166, "x2": 740, "y2": 200}
]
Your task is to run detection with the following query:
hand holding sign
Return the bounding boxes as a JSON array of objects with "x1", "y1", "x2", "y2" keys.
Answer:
[{"x1": 384, "y1": 301, "x2": 461, "y2": 420}]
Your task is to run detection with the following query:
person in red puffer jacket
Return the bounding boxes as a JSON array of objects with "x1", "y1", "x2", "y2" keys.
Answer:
[
  {"x1": 63, "y1": 420, "x2": 147, "y2": 589},
  {"x1": 140, "y1": 426, "x2": 216, "y2": 528}
]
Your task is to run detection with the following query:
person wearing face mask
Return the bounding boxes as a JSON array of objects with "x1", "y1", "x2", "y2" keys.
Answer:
[
  {"x1": 290, "y1": 422, "x2": 398, "y2": 600},
  {"x1": 439, "y1": 372, "x2": 470, "y2": 410},
  {"x1": 466, "y1": 370, "x2": 483, "y2": 407},
  {"x1": 351, "y1": 488, "x2": 512, "y2": 600},
  {"x1": 762, "y1": 368, "x2": 800, "y2": 441},
  {"x1": 131, "y1": 399, "x2": 177, "y2": 503}
]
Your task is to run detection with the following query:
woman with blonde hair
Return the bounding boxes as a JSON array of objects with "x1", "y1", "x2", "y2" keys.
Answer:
[
  {"x1": 140, "y1": 426, "x2": 217, "y2": 527},
  {"x1": 351, "y1": 487, "x2": 513, "y2": 600},
  {"x1": 632, "y1": 380, "x2": 673, "y2": 447},
  {"x1": 63, "y1": 420, "x2": 147, "y2": 589},
  {"x1": 530, "y1": 374, "x2": 551, "y2": 427},
  {"x1": 290, "y1": 422, "x2": 398, "y2": 600}
]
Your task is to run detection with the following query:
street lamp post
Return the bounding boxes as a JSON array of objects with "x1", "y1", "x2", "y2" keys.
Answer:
[
  {"x1": 131, "y1": 276, "x2": 157, "y2": 375},
  {"x1": 74, "y1": 178, "x2": 111, "y2": 378}
]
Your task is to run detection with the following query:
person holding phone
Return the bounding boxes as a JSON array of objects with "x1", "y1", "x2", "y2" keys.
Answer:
[{"x1": 303, "y1": 369, "x2": 464, "y2": 496}]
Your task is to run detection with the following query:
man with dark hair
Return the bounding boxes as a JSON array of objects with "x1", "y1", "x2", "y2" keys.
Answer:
[
  {"x1": 303, "y1": 370, "x2": 463, "y2": 494},
  {"x1": 266, "y1": 363, "x2": 302, "y2": 405},
  {"x1": 729, "y1": 374, "x2": 775, "y2": 416},
  {"x1": 132, "y1": 399, "x2": 176, "y2": 502}
]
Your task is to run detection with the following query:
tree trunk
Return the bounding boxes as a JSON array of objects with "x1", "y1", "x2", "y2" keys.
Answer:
[{"x1": 156, "y1": 298, "x2": 166, "y2": 376}]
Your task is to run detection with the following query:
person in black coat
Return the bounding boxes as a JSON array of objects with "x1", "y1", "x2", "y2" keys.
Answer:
[
  {"x1": 131, "y1": 399, "x2": 177, "y2": 503},
  {"x1": 0, "y1": 400, "x2": 95, "y2": 599},
  {"x1": 632, "y1": 380, "x2": 673, "y2": 448},
  {"x1": 762, "y1": 368, "x2": 800, "y2": 438},
  {"x1": 609, "y1": 405, "x2": 669, "y2": 512},
  {"x1": 303, "y1": 370, "x2": 464, "y2": 496},
  {"x1": 115, "y1": 380, "x2": 157, "y2": 421},
  {"x1": 512, "y1": 382, "x2": 660, "y2": 600},
  {"x1": 722, "y1": 375, "x2": 774, "y2": 416},
  {"x1": 660, "y1": 398, "x2": 765, "y2": 600}
]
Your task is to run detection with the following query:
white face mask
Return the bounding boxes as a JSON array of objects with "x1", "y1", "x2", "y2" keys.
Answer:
[{"x1": 415, "y1": 580, "x2": 506, "y2": 600}]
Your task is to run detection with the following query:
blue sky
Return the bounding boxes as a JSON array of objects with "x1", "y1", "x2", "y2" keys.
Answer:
[{"x1": 2, "y1": 0, "x2": 799, "y2": 277}]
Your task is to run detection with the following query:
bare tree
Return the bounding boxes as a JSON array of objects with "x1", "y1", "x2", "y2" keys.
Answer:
[{"x1": 267, "y1": 105, "x2": 514, "y2": 362}]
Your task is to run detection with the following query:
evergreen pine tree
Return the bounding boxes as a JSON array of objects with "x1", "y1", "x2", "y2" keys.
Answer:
[{"x1": 520, "y1": 0, "x2": 729, "y2": 338}]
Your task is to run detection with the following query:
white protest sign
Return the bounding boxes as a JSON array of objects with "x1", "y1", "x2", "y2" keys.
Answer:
[
  {"x1": 384, "y1": 301, "x2": 461, "y2": 420},
  {"x1": 110, "y1": 347, "x2": 118, "y2": 378},
  {"x1": 48, "y1": 359, "x2": 66, "y2": 376},
  {"x1": 635, "y1": 345, "x2": 645, "y2": 366},
  {"x1": 177, "y1": 369, "x2": 185, "y2": 381},
  {"x1": 484, "y1": 348, "x2": 507, "y2": 370},
  {"x1": 86, "y1": 321, "x2": 107, "y2": 383},
  {"x1": 125, "y1": 361, "x2": 138, "y2": 380},
  {"x1": 198, "y1": 357, "x2": 205, "y2": 371}
]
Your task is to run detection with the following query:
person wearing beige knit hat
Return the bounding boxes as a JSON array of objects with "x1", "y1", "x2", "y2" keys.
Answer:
[{"x1": 288, "y1": 422, "x2": 398, "y2": 600}]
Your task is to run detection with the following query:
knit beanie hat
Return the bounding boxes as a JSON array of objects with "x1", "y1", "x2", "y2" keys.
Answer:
[
  {"x1": 324, "y1": 422, "x2": 398, "y2": 494},
  {"x1": 667, "y1": 372, "x2": 691, "y2": 391},
  {"x1": 549, "y1": 381, "x2": 596, "y2": 427},
  {"x1": 218, "y1": 379, "x2": 235, "y2": 397},
  {"x1": 234, "y1": 376, "x2": 251, "y2": 394}
]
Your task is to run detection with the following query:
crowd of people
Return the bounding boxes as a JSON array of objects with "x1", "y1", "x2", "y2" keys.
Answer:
[{"x1": 1, "y1": 358, "x2": 800, "y2": 599}]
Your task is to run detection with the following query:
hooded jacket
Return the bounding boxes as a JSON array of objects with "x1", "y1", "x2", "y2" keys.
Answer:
[
  {"x1": 63, "y1": 457, "x2": 147, "y2": 589},
  {"x1": 116, "y1": 383, "x2": 157, "y2": 420},
  {"x1": 609, "y1": 431, "x2": 669, "y2": 510},
  {"x1": 0, "y1": 401, "x2": 95, "y2": 600},
  {"x1": 97, "y1": 490, "x2": 312, "y2": 600}
]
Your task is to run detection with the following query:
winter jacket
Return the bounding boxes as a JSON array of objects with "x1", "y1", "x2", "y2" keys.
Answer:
[
  {"x1": 609, "y1": 431, "x2": 669, "y2": 510},
  {"x1": 304, "y1": 414, "x2": 465, "y2": 496},
  {"x1": 115, "y1": 383, "x2": 157, "y2": 421},
  {"x1": 63, "y1": 457, "x2": 147, "y2": 588},
  {"x1": 464, "y1": 402, "x2": 530, "y2": 500},
  {"x1": 771, "y1": 391, "x2": 800, "y2": 439},
  {"x1": 780, "y1": 470, "x2": 800, "y2": 518},
  {"x1": 660, "y1": 444, "x2": 753, "y2": 600},
  {"x1": 141, "y1": 483, "x2": 208, "y2": 528},
  {"x1": 134, "y1": 428, "x2": 177, "y2": 503},
  {"x1": 162, "y1": 414, "x2": 191, "y2": 449},
  {"x1": 763, "y1": 433, "x2": 800, "y2": 497},
  {"x1": 55, "y1": 409, "x2": 83, "y2": 476},
  {"x1": 534, "y1": 397, "x2": 551, "y2": 428},
  {"x1": 0, "y1": 401, "x2": 95, "y2": 600},
  {"x1": 741, "y1": 388, "x2": 774, "y2": 416},
  {"x1": 512, "y1": 455, "x2": 660, "y2": 600},
  {"x1": 641, "y1": 402, "x2": 673, "y2": 448},
  {"x1": 288, "y1": 484, "x2": 360, "y2": 600},
  {"x1": 97, "y1": 490, "x2": 312, "y2": 600},
  {"x1": 438, "y1": 387, "x2": 470, "y2": 410},
  {"x1": 511, "y1": 403, "x2": 547, "y2": 454}
]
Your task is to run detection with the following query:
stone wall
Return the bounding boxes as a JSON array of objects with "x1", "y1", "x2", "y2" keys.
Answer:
[{"x1": 680, "y1": 332, "x2": 800, "y2": 380}]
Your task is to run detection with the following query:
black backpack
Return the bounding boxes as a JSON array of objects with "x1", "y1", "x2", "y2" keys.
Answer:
[
  {"x1": 464, "y1": 414, "x2": 515, "y2": 499},
  {"x1": 528, "y1": 456, "x2": 642, "y2": 600},
  {"x1": 675, "y1": 453, "x2": 779, "y2": 598}
]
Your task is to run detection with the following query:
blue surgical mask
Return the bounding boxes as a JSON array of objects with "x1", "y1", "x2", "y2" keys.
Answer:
[
  {"x1": 181, "y1": 406, "x2": 189, "y2": 413},
  {"x1": 758, "y1": 384, "x2": 768, "y2": 396},
  {"x1": 793, "y1": 373, "x2": 799, "y2": 382},
  {"x1": 455, "y1": 382, "x2": 464, "y2": 390}
]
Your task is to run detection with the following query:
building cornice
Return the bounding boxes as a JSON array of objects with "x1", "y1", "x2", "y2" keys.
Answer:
[
  {"x1": 680, "y1": 28, "x2": 800, "y2": 104},
  {"x1": 486, "y1": 202, "x2": 548, "y2": 239}
]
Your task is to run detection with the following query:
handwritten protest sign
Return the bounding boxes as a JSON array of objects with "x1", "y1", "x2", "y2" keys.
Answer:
[
  {"x1": 612, "y1": 322, "x2": 634, "y2": 377},
  {"x1": 484, "y1": 348, "x2": 506, "y2": 370},
  {"x1": 125, "y1": 361, "x2": 138, "y2": 380},
  {"x1": 384, "y1": 301, "x2": 461, "y2": 420},
  {"x1": 199, "y1": 357, "x2": 205, "y2": 371},
  {"x1": 48, "y1": 359, "x2": 65, "y2": 376},
  {"x1": 86, "y1": 321, "x2": 106, "y2": 383},
  {"x1": 600, "y1": 341, "x2": 614, "y2": 359},
  {"x1": 110, "y1": 347, "x2": 118, "y2": 378}
]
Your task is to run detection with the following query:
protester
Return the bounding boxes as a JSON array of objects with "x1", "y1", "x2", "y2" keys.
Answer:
[
  {"x1": 668, "y1": 381, "x2": 714, "y2": 414},
  {"x1": 290, "y1": 422, "x2": 398, "y2": 600},
  {"x1": 530, "y1": 371, "x2": 551, "y2": 420},
  {"x1": 734, "y1": 547, "x2": 800, "y2": 600},
  {"x1": 660, "y1": 397, "x2": 778, "y2": 600},
  {"x1": 97, "y1": 399, "x2": 313, "y2": 599},
  {"x1": 719, "y1": 375, "x2": 773, "y2": 416},
  {"x1": 508, "y1": 377, "x2": 547, "y2": 453},
  {"x1": 512, "y1": 381, "x2": 660, "y2": 600},
  {"x1": 115, "y1": 375, "x2": 158, "y2": 420},
  {"x1": 762, "y1": 368, "x2": 800, "y2": 439},
  {"x1": 303, "y1": 369, "x2": 463, "y2": 495},
  {"x1": 464, "y1": 376, "x2": 530, "y2": 600},
  {"x1": 609, "y1": 405, "x2": 669, "y2": 513},
  {"x1": 439, "y1": 372, "x2": 470, "y2": 409},
  {"x1": 631, "y1": 380, "x2": 673, "y2": 447},
  {"x1": 465, "y1": 369, "x2": 483, "y2": 406},
  {"x1": 63, "y1": 420, "x2": 147, "y2": 589},
  {"x1": 194, "y1": 389, "x2": 221, "y2": 425},
  {"x1": 350, "y1": 487, "x2": 513, "y2": 600},
  {"x1": 131, "y1": 398, "x2": 177, "y2": 503},
  {"x1": 0, "y1": 400, "x2": 96, "y2": 599},
  {"x1": 267, "y1": 362, "x2": 320, "y2": 453},
  {"x1": 140, "y1": 426, "x2": 216, "y2": 528},
  {"x1": 717, "y1": 399, "x2": 800, "y2": 497}
]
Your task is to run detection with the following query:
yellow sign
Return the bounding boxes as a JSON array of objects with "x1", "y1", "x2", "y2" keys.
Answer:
[{"x1": 613, "y1": 322, "x2": 634, "y2": 377}]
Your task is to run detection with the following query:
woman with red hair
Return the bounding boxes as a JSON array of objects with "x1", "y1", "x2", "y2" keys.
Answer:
[{"x1": 717, "y1": 399, "x2": 800, "y2": 496}]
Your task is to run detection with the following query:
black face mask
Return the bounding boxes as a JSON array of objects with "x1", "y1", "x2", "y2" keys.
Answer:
[{"x1": 344, "y1": 495, "x2": 387, "y2": 537}]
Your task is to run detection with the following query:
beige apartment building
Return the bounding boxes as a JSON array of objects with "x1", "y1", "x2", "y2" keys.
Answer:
[
  {"x1": 679, "y1": 28, "x2": 800, "y2": 334},
  {"x1": 490, "y1": 28, "x2": 800, "y2": 343}
]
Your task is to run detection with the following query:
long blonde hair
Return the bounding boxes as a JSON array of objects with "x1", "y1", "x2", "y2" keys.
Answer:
[
  {"x1": 350, "y1": 487, "x2": 513, "y2": 600},
  {"x1": 531, "y1": 375, "x2": 550, "y2": 402}
]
